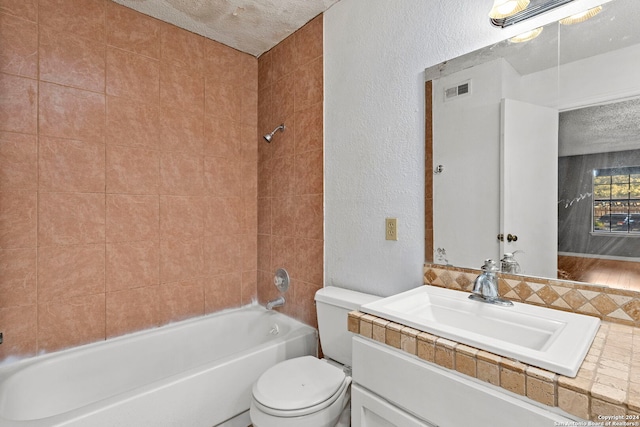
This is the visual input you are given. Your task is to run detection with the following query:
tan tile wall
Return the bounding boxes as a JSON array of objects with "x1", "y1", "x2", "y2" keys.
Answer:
[
  {"x1": 256, "y1": 15, "x2": 324, "y2": 328},
  {"x1": 426, "y1": 264, "x2": 640, "y2": 327},
  {"x1": 0, "y1": 0, "x2": 260, "y2": 359},
  {"x1": 349, "y1": 311, "x2": 640, "y2": 422}
]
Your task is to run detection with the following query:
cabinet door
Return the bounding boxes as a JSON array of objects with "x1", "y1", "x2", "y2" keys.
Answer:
[
  {"x1": 352, "y1": 384, "x2": 436, "y2": 427},
  {"x1": 353, "y1": 337, "x2": 576, "y2": 427}
]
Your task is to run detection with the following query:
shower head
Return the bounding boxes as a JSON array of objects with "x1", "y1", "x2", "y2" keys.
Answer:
[{"x1": 263, "y1": 124, "x2": 285, "y2": 143}]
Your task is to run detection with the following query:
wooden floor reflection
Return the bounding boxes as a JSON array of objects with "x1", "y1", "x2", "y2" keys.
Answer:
[{"x1": 558, "y1": 255, "x2": 640, "y2": 292}]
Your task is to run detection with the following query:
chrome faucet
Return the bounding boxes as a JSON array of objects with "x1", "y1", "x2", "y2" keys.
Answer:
[
  {"x1": 469, "y1": 259, "x2": 513, "y2": 307},
  {"x1": 266, "y1": 296, "x2": 285, "y2": 310}
]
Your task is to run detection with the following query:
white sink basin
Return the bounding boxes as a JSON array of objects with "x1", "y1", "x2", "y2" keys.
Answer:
[{"x1": 360, "y1": 286, "x2": 600, "y2": 377}]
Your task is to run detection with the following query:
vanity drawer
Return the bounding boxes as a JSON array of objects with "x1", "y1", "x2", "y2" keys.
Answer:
[{"x1": 352, "y1": 337, "x2": 575, "y2": 427}]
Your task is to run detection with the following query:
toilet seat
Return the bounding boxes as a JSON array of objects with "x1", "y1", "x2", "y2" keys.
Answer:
[{"x1": 252, "y1": 356, "x2": 350, "y2": 418}]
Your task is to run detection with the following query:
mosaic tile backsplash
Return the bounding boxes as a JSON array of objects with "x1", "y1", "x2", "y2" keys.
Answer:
[{"x1": 424, "y1": 264, "x2": 640, "y2": 327}]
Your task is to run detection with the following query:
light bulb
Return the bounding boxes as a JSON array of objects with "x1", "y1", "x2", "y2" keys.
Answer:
[
  {"x1": 509, "y1": 27, "x2": 543, "y2": 43},
  {"x1": 489, "y1": 0, "x2": 530, "y2": 19},
  {"x1": 559, "y1": 6, "x2": 602, "y2": 25}
]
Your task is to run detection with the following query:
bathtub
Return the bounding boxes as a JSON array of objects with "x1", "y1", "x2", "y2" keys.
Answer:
[{"x1": 0, "y1": 305, "x2": 317, "y2": 427}]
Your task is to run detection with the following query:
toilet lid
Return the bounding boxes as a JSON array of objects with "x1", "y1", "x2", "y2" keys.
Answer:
[{"x1": 252, "y1": 356, "x2": 347, "y2": 411}]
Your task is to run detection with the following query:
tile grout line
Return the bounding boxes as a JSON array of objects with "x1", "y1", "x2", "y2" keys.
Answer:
[
  {"x1": 35, "y1": 0, "x2": 41, "y2": 355},
  {"x1": 103, "y1": 0, "x2": 108, "y2": 343}
]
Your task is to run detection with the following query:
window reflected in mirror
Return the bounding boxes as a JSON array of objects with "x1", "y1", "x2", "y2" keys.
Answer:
[{"x1": 592, "y1": 167, "x2": 640, "y2": 234}]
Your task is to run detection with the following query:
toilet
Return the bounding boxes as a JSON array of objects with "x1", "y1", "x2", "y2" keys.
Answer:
[{"x1": 249, "y1": 286, "x2": 379, "y2": 427}]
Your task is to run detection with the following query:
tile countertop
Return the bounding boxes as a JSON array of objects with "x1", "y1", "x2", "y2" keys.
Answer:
[{"x1": 348, "y1": 311, "x2": 640, "y2": 422}]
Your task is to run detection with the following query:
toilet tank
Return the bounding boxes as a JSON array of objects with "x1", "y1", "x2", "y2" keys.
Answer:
[{"x1": 314, "y1": 287, "x2": 380, "y2": 367}]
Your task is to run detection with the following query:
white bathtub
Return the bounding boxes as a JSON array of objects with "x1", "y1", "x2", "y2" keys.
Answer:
[{"x1": 0, "y1": 305, "x2": 317, "y2": 427}]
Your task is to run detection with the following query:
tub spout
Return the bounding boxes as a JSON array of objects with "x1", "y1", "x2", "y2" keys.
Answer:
[{"x1": 266, "y1": 296, "x2": 285, "y2": 310}]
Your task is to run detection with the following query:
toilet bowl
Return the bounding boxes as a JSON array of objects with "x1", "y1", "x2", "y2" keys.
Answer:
[
  {"x1": 249, "y1": 356, "x2": 351, "y2": 427},
  {"x1": 249, "y1": 287, "x2": 379, "y2": 427}
]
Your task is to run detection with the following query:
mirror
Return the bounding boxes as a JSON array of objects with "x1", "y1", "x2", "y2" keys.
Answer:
[{"x1": 427, "y1": 0, "x2": 640, "y2": 291}]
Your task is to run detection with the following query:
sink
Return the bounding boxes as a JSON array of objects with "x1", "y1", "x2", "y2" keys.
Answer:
[{"x1": 360, "y1": 285, "x2": 600, "y2": 377}]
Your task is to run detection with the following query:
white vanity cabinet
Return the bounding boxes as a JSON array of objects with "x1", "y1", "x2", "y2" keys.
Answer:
[{"x1": 351, "y1": 336, "x2": 577, "y2": 427}]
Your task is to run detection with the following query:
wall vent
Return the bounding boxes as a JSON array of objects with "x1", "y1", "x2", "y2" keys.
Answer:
[{"x1": 444, "y1": 80, "x2": 471, "y2": 102}]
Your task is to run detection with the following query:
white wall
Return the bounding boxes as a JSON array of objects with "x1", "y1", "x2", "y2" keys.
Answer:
[
  {"x1": 432, "y1": 59, "x2": 510, "y2": 269},
  {"x1": 323, "y1": 0, "x2": 610, "y2": 297}
]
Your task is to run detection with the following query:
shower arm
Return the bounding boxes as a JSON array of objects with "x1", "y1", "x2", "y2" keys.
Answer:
[{"x1": 264, "y1": 124, "x2": 286, "y2": 143}]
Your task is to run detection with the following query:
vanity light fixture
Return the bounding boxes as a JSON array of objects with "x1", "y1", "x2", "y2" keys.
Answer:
[
  {"x1": 509, "y1": 26, "x2": 544, "y2": 43},
  {"x1": 489, "y1": 0, "x2": 530, "y2": 19},
  {"x1": 559, "y1": 5, "x2": 603, "y2": 25},
  {"x1": 490, "y1": 0, "x2": 573, "y2": 27}
]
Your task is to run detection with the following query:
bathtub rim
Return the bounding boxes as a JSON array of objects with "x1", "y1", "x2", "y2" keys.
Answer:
[
  {"x1": 0, "y1": 304, "x2": 317, "y2": 425},
  {"x1": 0, "y1": 303, "x2": 310, "y2": 369}
]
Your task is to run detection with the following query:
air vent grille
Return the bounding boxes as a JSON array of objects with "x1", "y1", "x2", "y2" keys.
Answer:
[{"x1": 444, "y1": 80, "x2": 471, "y2": 102}]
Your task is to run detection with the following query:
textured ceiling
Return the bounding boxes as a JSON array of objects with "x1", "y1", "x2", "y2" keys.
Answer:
[
  {"x1": 111, "y1": 0, "x2": 339, "y2": 57},
  {"x1": 560, "y1": 98, "x2": 640, "y2": 156}
]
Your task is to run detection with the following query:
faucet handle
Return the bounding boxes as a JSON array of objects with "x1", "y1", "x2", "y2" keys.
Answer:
[{"x1": 481, "y1": 259, "x2": 499, "y2": 272}]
